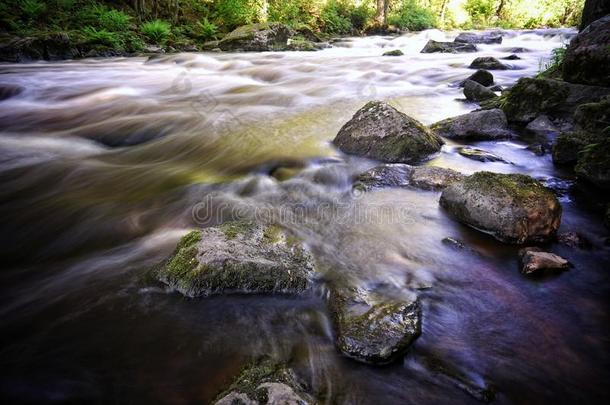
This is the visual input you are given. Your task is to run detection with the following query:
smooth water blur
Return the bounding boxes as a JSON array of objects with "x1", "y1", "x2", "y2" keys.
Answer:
[{"x1": 1, "y1": 29, "x2": 609, "y2": 404}]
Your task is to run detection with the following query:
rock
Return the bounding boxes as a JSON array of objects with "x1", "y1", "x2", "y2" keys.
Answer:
[
  {"x1": 0, "y1": 83, "x2": 24, "y2": 101},
  {"x1": 0, "y1": 37, "x2": 46, "y2": 62},
  {"x1": 214, "y1": 359, "x2": 312, "y2": 405},
  {"x1": 383, "y1": 49, "x2": 404, "y2": 56},
  {"x1": 286, "y1": 38, "x2": 317, "y2": 51},
  {"x1": 457, "y1": 146, "x2": 510, "y2": 163},
  {"x1": 552, "y1": 132, "x2": 592, "y2": 165},
  {"x1": 580, "y1": 0, "x2": 610, "y2": 31},
  {"x1": 575, "y1": 136, "x2": 610, "y2": 190},
  {"x1": 489, "y1": 85, "x2": 503, "y2": 92},
  {"x1": 518, "y1": 247, "x2": 569, "y2": 275},
  {"x1": 573, "y1": 98, "x2": 610, "y2": 133},
  {"x1": 564, "y1": 15, "x2": 610, "y2": 87},
  {"x1": 156, "y1": 221, "x2": 316, "y2": 297},
  {"x1": 527, "y1": 144, "x2": 546, "y2": 156},
  {"x1": 460, "y1": 69, "x2": 494, "y2": 87},
  {"x1": 502, "y1": 78, "x2": 569, "y2": 123},
  {"x1": 295, "y1": 26, "x2": 322, "y2": 43},
  {"x1": 454, "y1": 32, "x2": 502, "y2": 44},
  {"x1": 431, "y1": 109, "x2": 512, "y2": 140},
  {"x1": 503, "y1": 54, "x2": 521, "y2": 60},
  {"x1": 526, "y1": 115, "x2": 558, "y2": 136},
  {"x1": 217, "y1": 23, "x2": 294, "y2": 52},
  {"x1": 469, "y1": 57, "x2": 510, "y2": 70},
  {"x1": 328, "y1": 286, "x2": 421, "y2": 365},
  {"x1": 558, "y1": 232, "x2": 592, "y2": 249},
  {"x1": 440, "y1": 172, "x2": 562, "y2": 244},
  {"x1": 332, "y1": 101, "x2": 443, "y2": 163},
  {"x1": 143, "y1": 45, "x2": 164, "y2": 53},
  {"x1": 503, "y1": 47, "x2": 529, "y2": 53},
  {"x1": 421, "y1": 40, "x2": 477, "y2": 54},
  {"x1": 354, "y1": 164, "x2": 464, "y2": 191},
  {"x1": 463, "y1": 80, "x2": 498, "y2": 102}
]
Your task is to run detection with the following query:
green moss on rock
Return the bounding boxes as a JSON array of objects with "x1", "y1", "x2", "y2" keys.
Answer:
[
  {"x1": 502, "y1": 78, "x2": 569, "y2": 123},
  {"x1": 575, "y1": 136, "x2": 610, "y2": 190}
]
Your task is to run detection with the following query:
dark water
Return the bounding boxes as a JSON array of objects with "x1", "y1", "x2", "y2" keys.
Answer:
[{"x1": 1, "y1": 29, "x2": 609, "y2": 404}]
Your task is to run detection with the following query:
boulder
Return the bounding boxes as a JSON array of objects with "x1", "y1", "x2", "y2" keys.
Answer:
[
  {"x1": 502, "y1": 78, "x2": 569, "y2": 123},
  {"x1": 383, "y1": 49, "x2": 404, "y2": 56},
  {"x1": 564, "y1": 15, "x2": 610, "y2": 86},
  {"x1": 431, "y1": 109, "x2": 512, "y2": 140},
  {"x1": 214, "y1": 359, "x2": 313, "y2": 405},
  {"x1": 552, "y1": 132, "x2": 592, "y2": 165},
  {"x1": 525, "y1": 115, "x2": 558, "y2": 136},
  {"x1": 440, "y1": 172, "x2": 562, "y2": 244},
  {"x1": 354, "y1": 164, "x2": 464, "y2": 191},
  {"x1": 558, "y1": 232, "x2": 592, "y2": 249},
  {"x1": 328, "y1": 286, "x2": 421, "y2": 365},
  {"x1": 573, "y1": 98, "x2": 610, "y2": 133},
  {"x1": 454, "y1": 32, "x2": 502, "y2": 44},
  {"x1": 156, "y1": 221, "x2": 315, "y2": 297},
  {"x1": 0, "y1": 83, "x2": 24, "y2": 101},
  {"x1": 469, "y1": 57, "x2": 510, "y2": 70},
  {"x1": 460, "y1": 69, "x2": 494, "y2": 87},
  {"x1": 463, "y1": 80, "x2": 498, "y2": 102},
  {"x1": 217, "y1": 23, "x2": 294, "y2": 52},
  {"x1": 518, "y1": 247, "x2": 569, "y2": 275},
  {"x1": 286, "y1": 38, "x2": 317, "y2": 51},
  {"x1": 332, "y1": 101, "x2": 443, "y2": 163},
  {"x1": 503, "y1": 54, "x2": 521, "y2": 60},
  {"x1": 575, "y1": 136, "x2": 610, "y2": 190},
  {"x1": 421, "y1": 40, "x2": 477, "y2": 53},
  {"x1": 580, "y1": 0, "x2": 610, "y2": 31},
  {"x1": 457, "y1": 146, "x2": 510, "y2": 163}
]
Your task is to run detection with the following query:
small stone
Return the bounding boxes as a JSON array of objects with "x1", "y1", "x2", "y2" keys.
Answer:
[
  {"x1": 383, "y1": 49, "x2": 404, "y2": 56},
  {"x1": 503, "y1": 54, "x2": 521, "y2": 60},
  {"x1": 421, "y1": 40, "x2": 477, "y2": 53},
  {"x1": 457, "y1": 146, "x2": 510, "y2": 163},
  {"x1": 469, "y1": 57, "x2": 510, "y2": 70},
  {"x1": 464, "y1": 80, "x2": 498, "y2": 102},
  {"x1": 460, "y1": 69, "x2": 494, "y2": 87},
  {"x1": 431, "y1": 109, "x2": 512, "y2": 140},
  {"x1": 518, "y1": 247, "x2": 569, "y2": 274},
  {"x1": 454, "y1": 32, "x2": 503, "y2": 44},
  {"x1": 526, "y1": 115, "x2": 558, "y2": 136}
]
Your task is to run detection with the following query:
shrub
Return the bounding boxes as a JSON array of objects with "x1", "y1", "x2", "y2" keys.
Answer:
[
  {"x1": 320, "y1": 0, "x2": 353, "y2": 34},
  {"x1": 539, "y1": 46, "x2": 567, "y2": 78},
  {"x1": 464, "y1": 0, "x2": 495, "y2": 26},
  {"x1": 82, "y1": 26, "x2": 123, "y2": 49},
  {"x1": 20, "y1": 0, "x2": 46, "y2": 21},
  {"x1": 349, "y1": 3, "x2": 374, "y2": 30},
  {"x1": 99, "y1": 8, "x2": 131, "y2": 32},
  {"x1": 268, "y1": 0, "x2": 319, "y2": 28},
  {"x1": 196, "y1": 18, "x2": 218, "y2": 40},
  {"x1": 214, "y1": 0, "x2": 262, "y2": 30},
  {"x1": 388, "y1": 0, "x2": 437, "y2": 31},
  {"x1": 141, "y1": 20, "x2": 171, "y2": 44}
]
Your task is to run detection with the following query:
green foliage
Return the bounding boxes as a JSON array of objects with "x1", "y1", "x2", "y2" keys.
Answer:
[
  {"x1": 320, "y1": 0, "x2": 353, "y2": 34},
  {"x1": 538, "y1": 46, "x2": 567, "y2": 78},
  {"x1": 82, "y1": 26, "x2": 123, "y2": 49},
  {"x1": 388, "y1": 0, "x2": 437, "y2": 31},
  {"x1": 196, "y1": 18, "x2": 219, "y2": 40},
  {"x1": 98, "y1": 8, "x2": 131, "y2": 31},
  {"x1": 141, "y1": 20, "x2": 171, "y2": 44},
  {"x1": 214, "y1": 0, "x2": 262, "y2": 30},
  {"x1": 349, "y1": 3, "x2": 374, "y2": 30},
  {"x1": 267, "y1": 0, "x2": 319, "y2": 28},
  {"x1": 464, "y1": 0, "x2": 495, "y2": 26},
  {"x1": 20, "y1": 0, "x2": 47, "y2": 21}
]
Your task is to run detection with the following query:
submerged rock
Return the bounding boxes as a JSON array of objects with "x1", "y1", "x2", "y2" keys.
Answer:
[
  {"x1": 217, "y1": 23, "x2": 293, "y2": 52},
  {"x1": 558, "y1": 232, "x2": 592, "y2": 249},
  {"x1": 156, "y1": 221, "x2": 315, "y2": 297},
  {"x1": 440, "y1": 172, "x2": 562, "y2": 244},
  {"x1": 333, "y1": 101, "x2": 443, "y2": 163},
  {"x1": 460, "y1": 69, "x2": 494, "y2": 87},
  {"x1": 518, "y1": 247, "x2": 569, "y2": 275},
  {"x1": 454, "y1": 32, "x2": 502, "y2": 44},
  {"x1": 421, "y1": 40, "x2": 477, "y2": 53},
  {"x1": 383, "y1": 49, "x2": 404, "y2": 56},
  {"x1": 463, "y1": 80, "x2": 498, "y2": 102},
  {"x1": 0, "y1": 83, "x2": 24, "y2": 101},
  {"x1": 328, "y1": 286, "x2": 421, "y2": 365},
  {"x1": 354, "y1": 164, "x2": 464, "y2": 191},
  {"x1": 457, "y1": 146, "x2": 510, "y2": 163},
  {"x1": 431, "y1": 109, "x2": 512, "y2": 140},
  {"x1": 469, "y1": 57, "x2": 509, "y2": 70},
  {"x1": 503, "y1": 54, "x2": 521, "y2": 60},
  {"x1": 214, "y1": 359, "x2": 313, "y2": 405},
  {"x1": 564, "y1": 15, "x2": 610, "y2": 87}
]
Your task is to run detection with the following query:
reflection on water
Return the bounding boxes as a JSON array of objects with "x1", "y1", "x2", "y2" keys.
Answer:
[{"x1": 1, "y1": 28, "x2": 609, "y2": 404}]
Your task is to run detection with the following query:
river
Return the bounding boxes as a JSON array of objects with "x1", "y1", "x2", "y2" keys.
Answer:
[{"x1": 1, "y1": 29, "x2": 609, "y2": 404}]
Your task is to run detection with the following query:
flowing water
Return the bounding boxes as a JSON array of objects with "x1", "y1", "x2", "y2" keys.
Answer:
[{"x1": 1, "y1": 29, "x2": 609, "y2": 404}]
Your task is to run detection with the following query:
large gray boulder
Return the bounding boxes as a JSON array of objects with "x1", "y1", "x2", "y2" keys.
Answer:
[
  {"x1": 469, "y1": 56, "x2": 510, "y2": 70},
  {"x1": 421, "y1": 40, "x2": 477, "y2": 53},
  {"x1": 460, "y1": 69, "x2": 494, "y2": 87},
  {"x1": 217, "y1": 23, "x2": 294, "y2": 52},
  {"x1": 564, "y1": 15, "x2": 610, "y2": 87},
  {"x1": 156, "y1": 221, "x2": 315, "y2": 297},
  {"x1": 440, "y1": 172, "x2": 562, "y2": 244},
  {"x1": 431, "y1": 109, "x2": 512, "y2": 140},
  {"x1": 333, "y1": 101, "x2": 443, "y2": 163},
  {"x1": 354, "y1": 164, "x2": 465, "y2": 191},
  {"x1": 463, "y1": 80, "x2": 498, "y2": 102},
  {"x1": 454, "y1": 32, "x2": 502, "y2": 44},
  {"x1": 328, "y1": 286, "x2": 421, "y2": 365}
]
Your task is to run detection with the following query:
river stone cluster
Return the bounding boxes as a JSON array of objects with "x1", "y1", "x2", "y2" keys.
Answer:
[
  {"x1": 332, "y1": 101, "x2": 444, "y2": 163},
  {"x1": 156, "y1": 221, "x2": 315, "y2": 297},
  {"x1": 354, "y1": 164, "x2": 465, "y2": 192},
  {"x1": 440, "y1": 172, "x2": 562, "y2": 244}
]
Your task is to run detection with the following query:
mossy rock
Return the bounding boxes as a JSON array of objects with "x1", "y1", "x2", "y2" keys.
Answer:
[
  {"x1": 383, "y1": 49, "x2": 404, "y2": 56},
  {"x1": 354, "y1": 164, "x2": 464, "y2": 192},
  {"x1": 552, "y1": 131, "x2": 594, "y2": 165},
  {"x1": 430, "y1": 109, "x2": 511, "y2": 140},
  {"x1": 421, "y1": 40, "x2": 477, "y2": 53},
  {"x1": 328, "y1": 286, "x2": 421, "y2": 365},
  {"x1": 501, "y1": 78, "x2": 570, "y2": 124},
  {"x1": 563, "y1": 15, "x2": 610, "y2": 87},
  {"x1": 333, "y1": 101, "x2": 443, "y2": 164},
  {"x1": 574, "y1": 98, "x2": 610, "y2": 133},
  {"x1": 575, "y1": 135, "x2": 610, "y2": 190},
  {"x1": 214, "y1": 358, "x2": 313, "y2": 405},
  {"x1": 156, "y1": 221, "x2": 316, "y2": 297},
  {"x1": 218, "y1": 23, "x2": 293, "y2": 52},
  {"x1": 440, "y1": 172, "x2": 562, "y2": 244}
]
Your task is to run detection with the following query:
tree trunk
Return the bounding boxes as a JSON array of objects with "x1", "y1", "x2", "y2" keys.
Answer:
[
  {"x1": 580, "y1": 0, "x2": 610, "y2": 31},
  {"x1": 496, "y1": 0, "x2": 506, "y2": 17},
  {"x1": 439, "y1": 0, "x2": 449, "y2": 22},
  {"x1": 375, "y1": 0, "x2": 388, "y2": 26}
]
